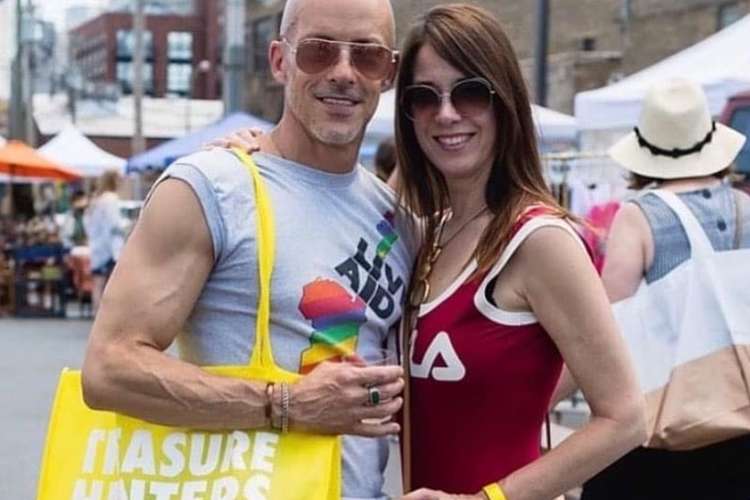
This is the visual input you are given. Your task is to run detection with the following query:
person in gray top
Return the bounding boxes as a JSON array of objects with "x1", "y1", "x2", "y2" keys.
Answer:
[
  {"x1": 582, "y1": 79, "x2": 750, "y2": 499},
  {"x1": 81, "y1": 0, "x2": 415, "y2": 498}
]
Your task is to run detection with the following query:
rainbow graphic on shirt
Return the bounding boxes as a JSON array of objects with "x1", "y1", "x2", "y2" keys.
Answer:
[
  {"x1": 298, "y1": 212, "x2": 399, "y2": 373},
  {"x1": 298, "y1": 279, "x2": 368, "y2": 374},
  {"x1": 375, "y1": 212, "x2": 398, "y2": 260}
]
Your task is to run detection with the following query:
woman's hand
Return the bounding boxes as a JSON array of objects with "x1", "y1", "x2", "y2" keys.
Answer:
[
  {"x1": 401, "y1": 489, "x2": 485, "y2": 500},
  {"x1": 204, "y1": 127, "x2": 264, "y2": 153}
]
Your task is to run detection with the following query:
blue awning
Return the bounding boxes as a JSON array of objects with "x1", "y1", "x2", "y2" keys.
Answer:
[{"x1": 126, "y1": 112, "x2": 273, "y2": 173}]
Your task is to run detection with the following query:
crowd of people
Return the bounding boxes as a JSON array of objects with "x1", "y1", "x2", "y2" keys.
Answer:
[
  {"x1": 0, "y1": 170, "x2": 129, "y2": 315},
  {"x1": 22, "y1": 0, "x2": 744, "y2": 499}
]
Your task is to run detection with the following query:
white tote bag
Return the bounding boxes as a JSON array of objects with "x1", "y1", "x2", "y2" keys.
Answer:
[{"x1": 612, "y1": 189, "x2": 750, "y2": 450}]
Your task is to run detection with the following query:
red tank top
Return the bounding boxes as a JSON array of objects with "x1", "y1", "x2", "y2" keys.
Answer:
[{"x1": 409, "y1": 210, "x2": 577, "y2": 493}]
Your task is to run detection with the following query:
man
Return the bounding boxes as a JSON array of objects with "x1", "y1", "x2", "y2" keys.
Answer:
[{"x1": 81, "y1": 0, "x2": 415, "y2": 498}]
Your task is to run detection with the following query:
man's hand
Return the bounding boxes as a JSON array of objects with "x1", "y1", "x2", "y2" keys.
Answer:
[
  {"x1": 402, "y1": 489, "x2": 485, "y2": 500},
  {"x1": 204, "y1": 127, "x2": 263, "y2": 153},
  {"x1": 289, "y1": 360, "x2": 405, "y2": 437}
]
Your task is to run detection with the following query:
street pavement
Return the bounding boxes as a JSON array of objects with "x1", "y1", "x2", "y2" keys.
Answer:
[
  {"x1": 0, "y1": 317, "x2": 403, "y2": 499},
  {"x1": 0, "y1": 318, "x2": 92, "y2": 499}
]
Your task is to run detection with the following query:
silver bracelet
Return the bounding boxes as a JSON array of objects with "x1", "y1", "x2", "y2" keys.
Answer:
[{"x1": 280, "y1": 382, "x2": 289, "y2": 434}]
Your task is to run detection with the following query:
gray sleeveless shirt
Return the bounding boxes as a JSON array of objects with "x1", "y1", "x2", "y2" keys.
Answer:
[
  {"x1": 632, "y1": 182, "x2": 750, "y2": 283},
  {"x1": 153, "y1": 149, "x2": 417, "y2": 499}
]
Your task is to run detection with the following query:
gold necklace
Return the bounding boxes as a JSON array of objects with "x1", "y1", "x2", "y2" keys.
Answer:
[
  {"x1": 440, "y1": 205, "x2": 489, "y2": 248},
  {"x1": 409, "y1": 205, "x2": 489, "y2": 307}
]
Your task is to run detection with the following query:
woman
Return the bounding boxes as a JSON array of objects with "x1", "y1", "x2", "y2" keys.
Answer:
[
  {"x1": 83, "y1": 170, "x2": 125, "y2": 312},
  {"x1": 581, "y1": 79, "x2": 750, "y2": 500},
  {"x1": 391, "y1": 6, "x2": 644, "y2": 499},
  {"x1": 211, "y1": 5, "x2": 645, "y2": 498}
]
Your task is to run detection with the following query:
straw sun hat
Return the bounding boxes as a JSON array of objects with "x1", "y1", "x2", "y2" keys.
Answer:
[{"x1": 608, "y1": 78, "x2": 746, "y2": 179}]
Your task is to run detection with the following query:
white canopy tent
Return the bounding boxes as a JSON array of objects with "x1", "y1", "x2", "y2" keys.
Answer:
[
  {"x1": 531, "y1": 105, "x2": 579, "y2": 144},
  {"x1": 0, "y1": 134, "x2": 6, "y2": 147},
  {"x1": 575, "y1": 14, "x2": 750, "y2": 131},
  {"x1": 362, "y1": 89, "x2": 578, "y2": 163},
  {"x1": 37, "y1": 124, "x2": 127, "y2": 177}
]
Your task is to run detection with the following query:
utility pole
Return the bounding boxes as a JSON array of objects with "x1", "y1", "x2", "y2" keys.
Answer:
[
  {"x1": 22, "y1": 0, "x2": 36, "y2": 146},
  {"x1": 131, "y1": 0, "x2": 146, "y2": 155},
  {"x1": 223, "y1": 0, "x2": 245, "y2": 115},
  {"x1": 9, "y1": 0, "x2": 24, "y2": 140},
  {"x1": 534, "y1": 0, "x2": 550, "y2": 107}
]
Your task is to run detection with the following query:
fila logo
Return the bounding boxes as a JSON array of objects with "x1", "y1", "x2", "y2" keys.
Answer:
[{"x1": 410, "y1": 331, "x2": 466, "y2": 381}]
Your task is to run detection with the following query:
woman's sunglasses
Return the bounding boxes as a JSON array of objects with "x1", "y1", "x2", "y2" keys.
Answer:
[
  {"x1": 401, "y1": 77, "x2": 496, "y2": 121},
  {"x1": 282, "y1": 37, "x2": 398, "y2": 81}
]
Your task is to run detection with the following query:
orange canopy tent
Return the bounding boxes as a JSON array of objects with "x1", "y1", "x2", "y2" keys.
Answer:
[{"x1": 0, "y1": 140, "x2": 82, "y2": 181}]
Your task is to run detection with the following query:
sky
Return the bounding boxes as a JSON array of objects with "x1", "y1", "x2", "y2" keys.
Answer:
[{"x1": 36, "y1": 0, "x2": 107, "y2": 28}]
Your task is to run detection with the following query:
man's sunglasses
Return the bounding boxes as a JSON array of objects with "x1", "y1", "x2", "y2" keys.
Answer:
[
  {"x1": 401, "y1": 77, "x2": 496, "y2": 121},
  {"x1": 282, "y1": 37, "x2": 398, "y2": 80}
]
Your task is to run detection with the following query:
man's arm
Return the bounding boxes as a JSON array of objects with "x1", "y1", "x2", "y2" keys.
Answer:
[
  {"x1": 82, "y1": 178, "x2": 266, "y2": 428},
  {"x1": 82, "y1": 177, "x2": 404, "y2": 435}
]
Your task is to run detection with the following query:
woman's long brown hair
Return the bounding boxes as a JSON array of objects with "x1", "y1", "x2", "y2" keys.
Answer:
[{"x1": 395, "y1": 4, "x2": 570, "y2": 277}]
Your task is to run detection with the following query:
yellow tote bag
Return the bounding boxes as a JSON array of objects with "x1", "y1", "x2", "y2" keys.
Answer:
[{"x1": 37, "y1": 149, "x2": 342, "y2": 500}]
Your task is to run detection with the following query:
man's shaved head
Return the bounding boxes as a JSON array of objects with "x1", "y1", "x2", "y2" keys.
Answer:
[
  {"x1": 270, "y1": 0, "x2": 398, "y2": 158},
  {"x1": 280, "y1": 0, "x2": 396, "y2": 46},
  {"x1": 278, "y1": 0, "x2": 303, "y2": 38}
]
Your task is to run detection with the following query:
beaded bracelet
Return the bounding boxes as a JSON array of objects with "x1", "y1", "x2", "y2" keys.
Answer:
[{"x1": 280, "y1": 382, "x2": 289, "y2": 434}]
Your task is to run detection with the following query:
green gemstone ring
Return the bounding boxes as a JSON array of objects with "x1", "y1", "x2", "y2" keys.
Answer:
[{"x1": 367, "y1": 386, "x2": 381, "y2": 406}]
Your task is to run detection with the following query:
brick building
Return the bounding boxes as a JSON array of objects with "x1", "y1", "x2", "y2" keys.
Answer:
[
  {"x1": 243, "y1": 0, "x2": 749, "y2": 119},
  {"x1": 69, "y1": 0, "x2": 222, "y2": 99}
]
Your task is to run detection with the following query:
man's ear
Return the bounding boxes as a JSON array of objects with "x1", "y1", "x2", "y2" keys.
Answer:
[
  {"x1": 380, "y1": 54, "x2": 400, "y2": 91},
  {"x1": 269, "y1": 40, "x2": 287, "y2": 85}
]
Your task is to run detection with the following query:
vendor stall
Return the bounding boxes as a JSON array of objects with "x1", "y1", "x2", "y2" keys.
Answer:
[{"x1": 0, "y1": 141, "x2": 82, "y2": 317}]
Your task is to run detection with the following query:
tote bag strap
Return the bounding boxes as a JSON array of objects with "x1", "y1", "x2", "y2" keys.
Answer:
[
  {"x1": 233, "y1": 148, "x2": 277, "y2": 369},
  {"x1": 399, "y1": 305, "x2": 414, "y2": 493},
  {"x1": 650, "y1": 189, "x2": 714, "y2": 257},
  {"x1": 733, "y1": 190, "x2": 743, "y2": 250}
]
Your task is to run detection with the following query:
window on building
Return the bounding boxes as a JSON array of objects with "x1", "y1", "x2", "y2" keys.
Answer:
[
  {"x1": 116, "y1": 61, "x2": 131, "y2": 92},
  {"x1": 718, "y1": 2, "x2": 743, "y2": 30},
  {"x1": 143, "y1": 63, "x2": 154, "y2": 95},
  {"x1": 252, "y1": 16, "x2": 278, "y2": 73},
  {"x1": 730, "y1": 108, "x2": 750, "y2": 173},
  {"x1": 580, "y1": 36, "x2": 597, "y2": 51},
  {"x1": 168, "y1": 32, "x2": 193, "y2": 62},
  {"x1": 116, "y1": 61, "x2": 154, "y2": 95},
  {"x1": 116, "y1": 30, "x2": 154, "y2": 59},
  {"x1": 167, "y1": 62, "x2": 192, "y2": 96}
]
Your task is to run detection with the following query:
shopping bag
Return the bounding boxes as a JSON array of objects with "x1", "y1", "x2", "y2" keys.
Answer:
[
  {"x1": 613, "y1": 189, "x2": 750, "y2": 450},
  {"x1": 36, "y1": 149, "x2": 342, "y2": 499}
]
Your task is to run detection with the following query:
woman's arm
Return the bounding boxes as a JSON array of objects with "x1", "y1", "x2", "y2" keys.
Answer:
[
  {"x1": 494, "y1": 226, "x2": 646, "y2": 500},
  {"x1": 549, "y1": 365, "x2": 577, "y2": 410},
  {"x1": 548, "y1": 201, "x2": 651, "y2": 411},
  {"x1": 601, "y1": 202, "x2": 652, "y2": 302},
  {"x1": 403, "y1": 226, "x2": 646, "y2": 500}
]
